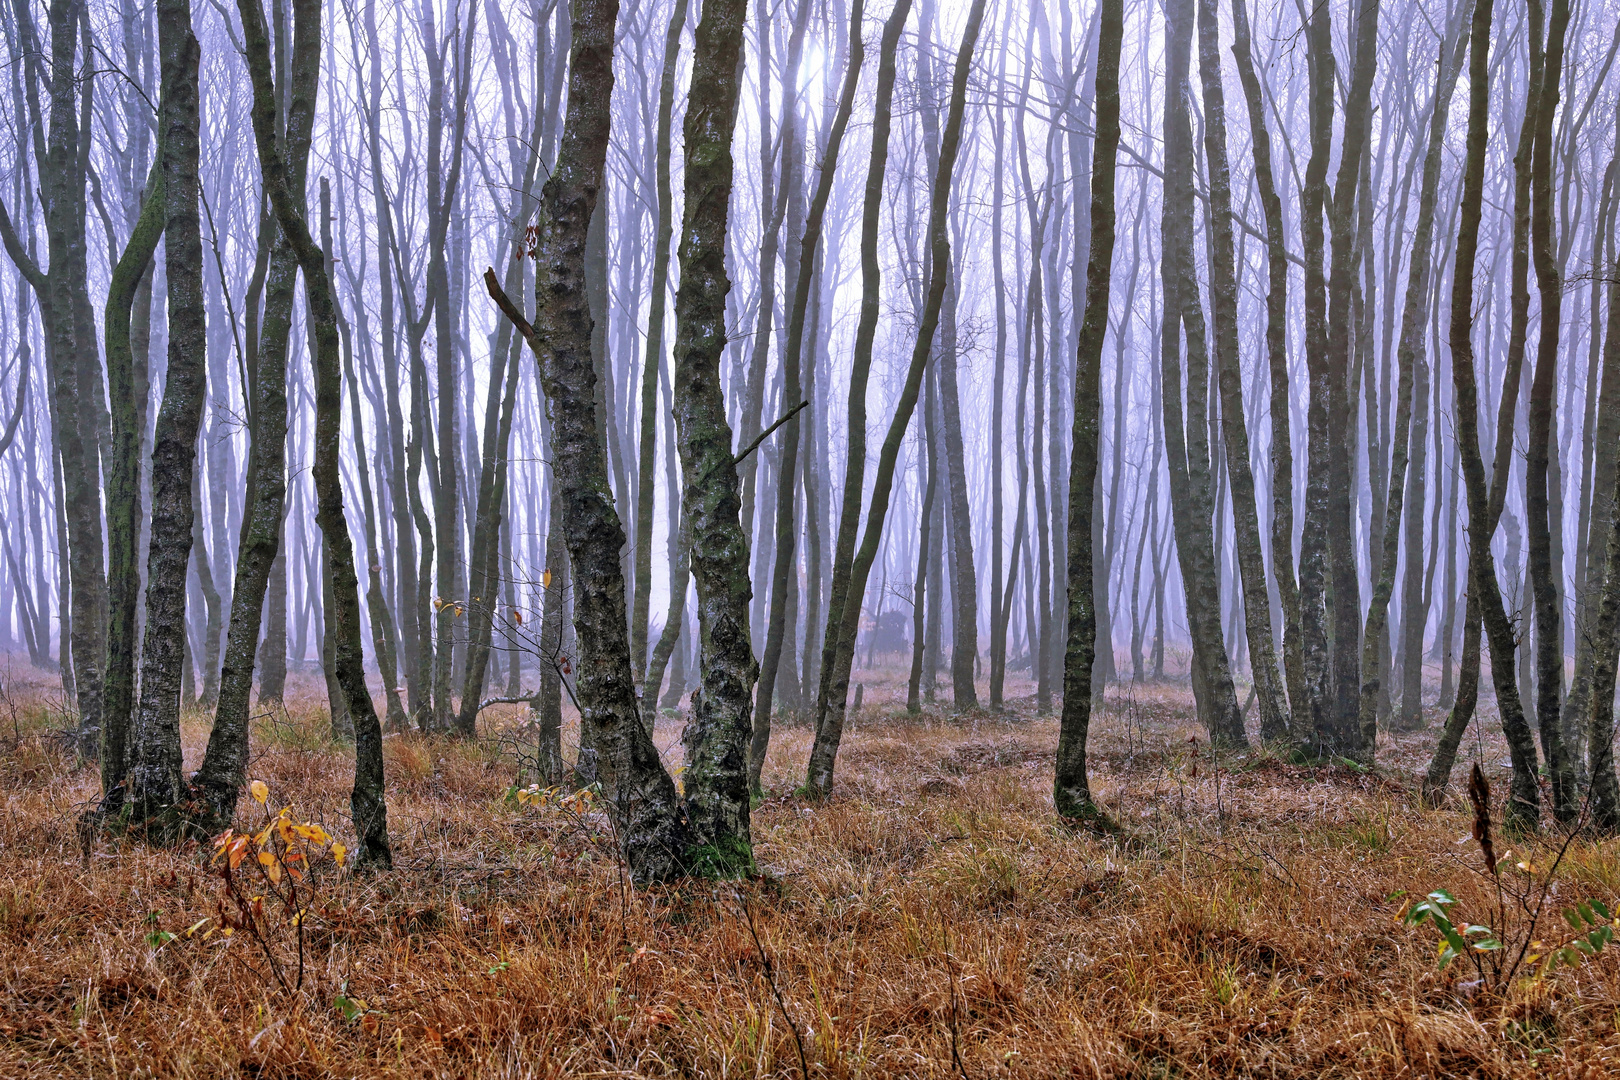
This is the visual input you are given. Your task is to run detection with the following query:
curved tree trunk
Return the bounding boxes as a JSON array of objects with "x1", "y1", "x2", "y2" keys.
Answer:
[
  {"x1": 806, "y1": 0, "x2": 986, "y2": 797},
  {"x1": 752, "y1": 0, "x2": 867, "y2": 789},
  {"x1": 669, "y1": 0, "x2": 762, "y2": 873},
  {"x1": 1365, "y1": 2, "x2": 1471, "y2": 743},
  {"x1": 98, "y1": 148, "x2": 163, "y2": 811},
  {"x1": 1444, "y1": 0, "x2": 1540, "y2": 832},
  {"x1": 238, "y1": 0, "x2": 392, "y2": 866},
  {"x1": 1524, "y1": 0, "x2": 1576, "y2": 822},
  {"x1": 1229, "y1": 0, "x2": 1302, "y2": 736}
]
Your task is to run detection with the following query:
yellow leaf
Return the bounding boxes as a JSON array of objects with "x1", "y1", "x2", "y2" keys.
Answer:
[
  {"x1": 185, "y1": 918, "x2": 211, "y2": 938},
  {"x1": 542, "y1": 569, "x2": 553, "y2": 589},
  {"x1": 259, "y1": 851, "x2": 282, "y2": 883},
  {"x1": 332, "y1": 842, "x2": 348, "y2": 868},
  {"x1": 250, "y1": 780, "x2": 269, "y2": 805}
]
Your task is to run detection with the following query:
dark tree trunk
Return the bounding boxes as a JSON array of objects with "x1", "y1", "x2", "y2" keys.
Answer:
[
  {"x1": 752, "y1": 0, "x2": 867, "y2": 789},
  {"x1": 1524, "y1": 0, "x2": 1576, "y2": 821},
  {"x1": 1319, "y1": 0, "x2": 1379, "y2": 761},
  {"x1": 1196, "y1": 0, "x2": 1287, "y2": 742},
  {"x1": 1229, "y1": 0, "x2": 1302, "y2": 735},
  {"x1": 193, "y1": 0, "x2": 316, "y2": 827},
  {"x1": 127, "y1": 0, "x2": 204, "y2": 837},
  {"x1": 1442, "y1": 0, "x2": 1540, "y2": 832},
  {"x1": 97, "y1": 149, "x2": 162, "y2": 811},
  {"x1": 669, "y1": 0, "x2": 763, "y2": 874},
  {"x1": 238, "y1": 0, "x2": 392, "y2": 866},
  {"x1": 1159, "y1": 0, "x2": 1244, "y2": 748},
  {"x1": 488, "y1": 0, "x2": 686, "y2": 882},
  {"x1": 1367, "y1": 3, "x2": 1470, "y2": 741},
  {"x1": 1053, "y1": 0, "x2": 1121, "y2": 823}
]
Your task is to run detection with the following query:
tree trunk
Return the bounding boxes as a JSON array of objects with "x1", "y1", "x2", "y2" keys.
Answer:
[
  {"x1": 751, "y1": 0, "x2": 867, "y2": 789},
  {"x1": 1442, "y1": 0, "x2": 1540, "y2": 832},
  {"x1": 238, "y1": 0, "x2": 392, "y2": 866},
  {"x1": 97, "y1": 144, "x2": 162, "y2": 810},
  {"x1": 127, "y1": 0, "x2": 203, "y2": 837},
  {"x1": 806, "y1": 0, "x2": 986, "y2": 797},
  {"x1": 1159, "y1": 0, "x2": 1245, "y2": 748},
  {"x1": 488, "y1": 0, "x2": 685, "y2": 881},
  {"x1": 630, "y1": 0, "x2": 690, "y2": 694},
  {"x1": 668, "y1": 0, "x2": 764, "y2": 874},
  {"x1": 1524, "y1": 0, "x2": 1576, "y2": 821},
  {"x1": 1053, "y1": 0, "x2": 1121, "y2": 823},
  {"x1": 1196, "y1": 0, "x2": 1287, "y2": 742},
  {"x1": 1369, "y1": 2, "x2": 1471, "y2": 741}
]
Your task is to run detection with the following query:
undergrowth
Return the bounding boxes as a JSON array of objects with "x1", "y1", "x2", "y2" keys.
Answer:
[{"x1": 1, "y1": 662, "x2": 1618, "y2": 1077}]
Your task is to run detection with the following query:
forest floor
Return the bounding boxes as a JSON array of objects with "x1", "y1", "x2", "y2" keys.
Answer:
[{"x1": 2, "y1": 656, "x2": 1620, "y2": 1078}]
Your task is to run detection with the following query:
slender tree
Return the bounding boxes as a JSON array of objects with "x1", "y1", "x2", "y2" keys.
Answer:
[
  {"x1": 1054, "y1": 0, "x2": 1122, "y2": 823},
  {"x1": 237, "y1": 0, "x2": 392, "y2": 865},
  {"x1": 807, "y1": 0, "x2": 986, "y2": 797}
]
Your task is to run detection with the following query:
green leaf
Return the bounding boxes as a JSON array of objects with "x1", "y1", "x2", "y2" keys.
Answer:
[
  {"x1": 334, "y1": 995, "x2": 363, "y2": 1021},
  {"x1": 1564, "y1": 908, "x2": 1584, "y2": 931},
  {"x1": 1591, "y1": 899, "x2": 1612, "y2": 921},
  {"x1": 144, "y1": 930, "x2": 175, "y2": 948}
]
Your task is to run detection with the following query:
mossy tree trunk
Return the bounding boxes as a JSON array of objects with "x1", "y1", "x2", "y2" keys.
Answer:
[
  {"x1": 669, "y1": 0, "x2": 760, "y2": 873},
  {"x1": 1053, "y1": 0, "x2": 1121, "y2": 823},
  {"x1": 127, "y1": 0, "x2": 205, "y2": 837},
  {"x1": 490, "y1": 0, "x2": 687, "y2": 882}
]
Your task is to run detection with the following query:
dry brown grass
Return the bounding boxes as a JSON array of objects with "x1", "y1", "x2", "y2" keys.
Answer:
[{"x1": 4, "y1": 656, "x2": 1620, "y2": 1078}]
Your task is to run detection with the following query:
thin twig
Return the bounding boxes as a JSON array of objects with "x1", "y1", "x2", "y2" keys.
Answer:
[
  {"x1": 735, "y1": 889, "x2": 811, "y2": 1079},
  {"x1": 734, "y1": 400, "x2": 808, "y2": 465}
]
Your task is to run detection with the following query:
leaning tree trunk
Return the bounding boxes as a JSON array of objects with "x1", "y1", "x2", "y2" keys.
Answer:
[
  {"x1": 1196, "y1": 0, "x2": 1287, "y2": 742},
  {"x1": 126, "y1": 0, "x2": 204, "y2": 838},
  {"x1": 813, "y1": 0, "x2": 912, "y2": 743},
  {"x1": 486, "y1": 0, "x2": 686, "y2": 882},
  {"x1": 193, "y1": 0, "x2": 317, "y2": 825},
  {"x1": 238, "y1": 0, "x2": 392, "y2": 867},
  {"x1": 631, "y1": 0, "x2": 690, "y2": 696},
  {"x1": 751, "y1": 0, "x2": 868, "y2": 791},
  {"x1": 1443, "y1": 0, "x2": 1540, "y2": 832},
  {"x1": 1366, "y1": 1, "x2": 1471, "y2": 744},
  {"x1": 806, "y1": 0, "x2": 987, "y2": 798},
  {"x1": 1228, "y1": 0, "x2": 1302, "y2": 735},
  {"x1": 1053, "y1": 0, "x2": 1121, "y2": 825}
]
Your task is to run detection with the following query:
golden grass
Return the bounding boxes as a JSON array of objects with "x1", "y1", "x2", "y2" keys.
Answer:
[{"x1": 3, "y1": 659, "x2": 1620, "y2": 1078}]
